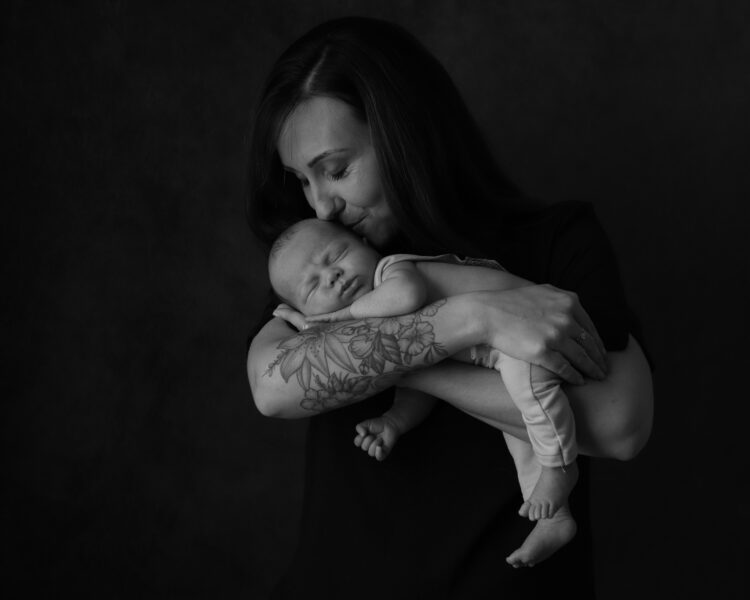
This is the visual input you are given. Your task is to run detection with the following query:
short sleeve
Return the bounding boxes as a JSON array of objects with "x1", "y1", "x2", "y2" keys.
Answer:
[{"x1": 546, "y1": 202, "x2": 632, "y2": 351}]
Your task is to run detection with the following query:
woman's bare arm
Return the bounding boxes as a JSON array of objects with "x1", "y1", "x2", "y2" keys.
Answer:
[
  {"x1": 248, "y1": 296, "x2": 478, "y2": 418},
  {"x1": 249, "y1": 286, "x2": 611, "y2": 419},
  {"x1": 402, "y1": 335, "x2": 653, "y2": 461}
]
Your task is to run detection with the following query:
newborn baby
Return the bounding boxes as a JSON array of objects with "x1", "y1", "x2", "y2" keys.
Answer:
[{"x1": 268, "y1": 218, "x2": 579, "y2": 568}]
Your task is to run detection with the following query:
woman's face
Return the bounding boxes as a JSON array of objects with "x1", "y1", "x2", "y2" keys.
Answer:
[{"x1": 276, "y1": 96, "x2": 399, "y2": 249}]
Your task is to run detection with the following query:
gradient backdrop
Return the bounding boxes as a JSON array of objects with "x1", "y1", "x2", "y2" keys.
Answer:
[{"x1": 4, "y1": 1, "x2": 749, "y2": 598}]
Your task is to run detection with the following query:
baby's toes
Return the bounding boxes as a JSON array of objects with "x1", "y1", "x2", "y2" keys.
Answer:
[{"x1": 529, "y1": 503, "x2": 541, "y2": 521}]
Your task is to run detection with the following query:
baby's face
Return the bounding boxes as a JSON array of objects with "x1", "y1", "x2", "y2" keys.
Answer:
[{"x1": 270, "y1": 220, "x2": 380, "y2": 316}]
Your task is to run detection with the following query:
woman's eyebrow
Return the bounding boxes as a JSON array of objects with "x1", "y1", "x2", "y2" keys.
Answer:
[
  {"x1": 281, "y1": 148, "x2": 349, "y2": 173},
  {"x1": 306, "y1": 148, "x2": 348, "y2": 169}
]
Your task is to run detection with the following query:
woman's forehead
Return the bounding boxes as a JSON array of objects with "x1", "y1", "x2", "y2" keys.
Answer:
[{"x1": 277, "y1": 97, "x2": 367, "y2": 166}]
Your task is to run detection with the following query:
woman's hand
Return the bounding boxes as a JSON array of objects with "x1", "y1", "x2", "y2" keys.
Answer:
[
  {"x1": 272, "y1": 303, "x2": 310, "y2": 331},
  {"x1": 473, "y1": 285, "x2": 608, "y2": 385}
]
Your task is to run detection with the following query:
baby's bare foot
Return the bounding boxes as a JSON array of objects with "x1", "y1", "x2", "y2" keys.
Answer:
[
  {"x1": 518, "y1": 460, "x2": 578, "y2": 521},
  {"x1": 506, "y1": 505, "x2": 577, "y2": 568}
]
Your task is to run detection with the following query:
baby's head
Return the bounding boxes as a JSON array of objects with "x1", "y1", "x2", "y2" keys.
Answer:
[{"x1": 268, "y1": 219, "x2": 381, "y2": 316}]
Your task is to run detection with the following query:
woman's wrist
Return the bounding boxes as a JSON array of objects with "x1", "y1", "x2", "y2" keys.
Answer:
[{"x1": 459, "y1": 292, "x2": 495, "y2": 348}]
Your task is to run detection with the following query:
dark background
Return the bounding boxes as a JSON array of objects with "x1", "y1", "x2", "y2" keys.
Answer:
[{"x1": 3, "y1": 1, "x2": 749, "y2": 598}]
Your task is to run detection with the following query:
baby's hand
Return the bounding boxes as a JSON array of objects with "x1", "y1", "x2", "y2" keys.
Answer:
[
  {"x1": 353, "y1": 415, "x2": 401, "y2": 461},
  {"x1": 306, "y1": 306, "x2": 353, "y2": 323},
  {"x1": 272, "y1": 303, "x2": 311, "y2": 331}
]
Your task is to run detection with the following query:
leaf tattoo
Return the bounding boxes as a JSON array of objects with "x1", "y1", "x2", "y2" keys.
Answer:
[{"x1": 265, "y1": 300, "x2": 448, "y2": 412}]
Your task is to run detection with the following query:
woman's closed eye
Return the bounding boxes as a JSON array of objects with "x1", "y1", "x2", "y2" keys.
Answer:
[{"x1": 328, "y1": 166, "x2": 349, "y2": 181}]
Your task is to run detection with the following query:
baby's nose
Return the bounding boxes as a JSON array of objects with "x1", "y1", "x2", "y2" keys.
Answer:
[{"x1": 324, "y1": 267, "x2": 343, "y2": 286}]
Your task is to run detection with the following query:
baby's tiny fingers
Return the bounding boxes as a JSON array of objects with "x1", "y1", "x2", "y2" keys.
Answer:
[
  {"x1": 375, "y1": 444, "x2": 389, "y2": 462},
  {"x1": 368, "y1": 442, "x2": 379, "y2": 458}
]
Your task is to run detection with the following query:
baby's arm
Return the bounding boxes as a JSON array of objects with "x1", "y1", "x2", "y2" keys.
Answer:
[
  {"x1": 354, "y1": 388, "x2": 437, "y2": 461},
  {"x1": 307, "y1": 261, "x2": 426, "y2": 322}
]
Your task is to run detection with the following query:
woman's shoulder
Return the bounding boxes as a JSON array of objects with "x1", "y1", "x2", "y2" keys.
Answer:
[
  {"x1": 494, "y1": 199, "x2": 633, "y2": 350},
  {"x1": 507, "y1": 199, "x2": 619, "y2": 281},
  {"x1": 488, "y1": 200, "x2": 609, "y2": 271}
]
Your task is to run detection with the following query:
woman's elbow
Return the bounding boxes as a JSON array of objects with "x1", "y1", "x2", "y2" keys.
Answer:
[
  {"x1": 252, "y1": 386, "x2": 279, "y2": 417},
  {"x1": 601, "y1": 337, "x2": 654, "y2": 461},
  {"x1": 247, "y1": 357, "x2": 282, "y2": 418},
  {"x1": 611, "y1": 420, "x2": 652, "y2": 461},
  {"x1": 609, "y1": 391, "x2": 654, "y2": 461}
]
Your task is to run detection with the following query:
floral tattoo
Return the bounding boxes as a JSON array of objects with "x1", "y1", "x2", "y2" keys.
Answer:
[{"x1": 264, "y1": 300, "x2": 448, "y2": 412}]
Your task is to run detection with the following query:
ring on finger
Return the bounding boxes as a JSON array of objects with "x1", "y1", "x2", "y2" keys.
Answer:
[{"x1": 575, "y1": 330, "x2": 589, "y2": 345}]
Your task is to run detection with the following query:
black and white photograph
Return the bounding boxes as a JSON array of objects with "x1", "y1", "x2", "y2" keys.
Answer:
[{"x1": 3, "y1": 1, "x2": 749, "y2": 598}]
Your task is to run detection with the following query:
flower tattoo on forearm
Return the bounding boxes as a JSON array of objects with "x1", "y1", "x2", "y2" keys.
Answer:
[{"x1": 264, "y1": 300, "x2": 448, "y2": 412}]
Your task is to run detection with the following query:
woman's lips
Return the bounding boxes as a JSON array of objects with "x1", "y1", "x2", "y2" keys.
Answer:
[{"x1": 348, "y1": 216, "x2": 366, "y2": 235}]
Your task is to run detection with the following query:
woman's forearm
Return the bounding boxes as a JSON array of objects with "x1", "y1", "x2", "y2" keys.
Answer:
[
  {"x1": 402, "y1": 335, "x2": 653, "y2": 460},
  {"x1": 248, "y1": 296, "x2": 481, "y2": 419}
]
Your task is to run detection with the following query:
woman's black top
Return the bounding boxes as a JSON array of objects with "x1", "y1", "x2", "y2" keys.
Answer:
[{"x1": 266, "y1": 201, "x2": 634, "y2": 599}]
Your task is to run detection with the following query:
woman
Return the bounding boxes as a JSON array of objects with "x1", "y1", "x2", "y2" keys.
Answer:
[{"x1": 247, "y1": 17, "x2": 652, "y2": 599}]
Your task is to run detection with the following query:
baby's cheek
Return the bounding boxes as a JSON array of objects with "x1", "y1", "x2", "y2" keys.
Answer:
[{"x1": 314, "y1": 296, "x2": 347, "y2": 315}]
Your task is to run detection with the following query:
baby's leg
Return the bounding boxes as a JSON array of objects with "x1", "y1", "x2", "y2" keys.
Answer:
[
  {"x1": 475, "y1": 346, "x2": 579, "y2": 519},
  {"x1": 502, "y1": 432, "x2": 539, "y2": 499},
  {"x1": 502, "y1": 433, "x2": 577, "y2": 568}
]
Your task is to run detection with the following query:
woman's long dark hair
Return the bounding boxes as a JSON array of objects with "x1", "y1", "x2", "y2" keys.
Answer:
[{"x1": 247, "y1": 17, "x2": 532, "y2": 257}]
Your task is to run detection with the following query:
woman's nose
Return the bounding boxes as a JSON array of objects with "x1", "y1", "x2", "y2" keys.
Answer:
[{"x1": 309, "y1": 187, "x2": 343, "y2": 221}]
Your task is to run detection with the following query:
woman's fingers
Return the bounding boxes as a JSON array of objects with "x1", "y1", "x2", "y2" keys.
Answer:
[
  {"x1": 542, "y1": 337, "x2": 605, "y2": 385},
  {"x1": 539, "y1": 286, "x2": 607, "y2": 379},
  {"x1": 476, "y1": 285, "x2": 611, "y2": 384},
  {"x1": 569, "y1": 301, "x2": 607, "y2": 365},
  {"x1": 540, "y1": 351, "x2": 585, "y2": 386},
  {"x1": 566, "y1": 330, "x2": 607, "y2": 380}
]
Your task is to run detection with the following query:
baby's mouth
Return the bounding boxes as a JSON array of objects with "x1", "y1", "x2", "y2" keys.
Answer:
[{"x1": 340, "y1": 276, "x2": 358, "y2": 298}]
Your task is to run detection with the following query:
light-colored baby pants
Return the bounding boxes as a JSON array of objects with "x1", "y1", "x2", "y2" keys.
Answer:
[{"x1": 375, "y1": 253, "x2": 578, "y2": 471}]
